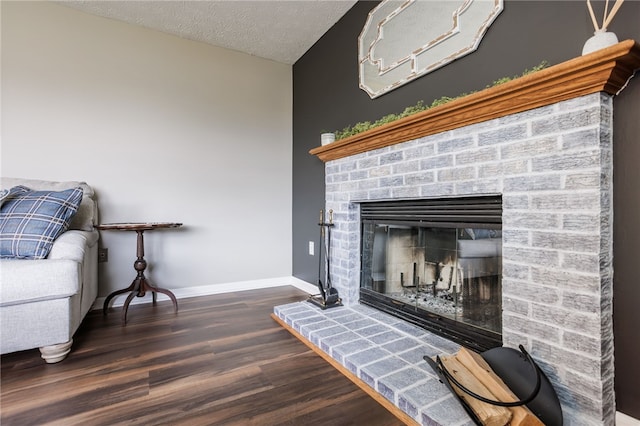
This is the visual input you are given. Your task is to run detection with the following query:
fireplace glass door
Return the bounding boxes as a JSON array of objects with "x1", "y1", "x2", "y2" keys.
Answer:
[{"x1": 359, "y1": 196, "x2": 502, "y2": 350}]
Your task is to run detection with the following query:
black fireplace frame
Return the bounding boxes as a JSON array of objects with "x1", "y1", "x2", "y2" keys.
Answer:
[{"x1": 358, "y1": 195, "x2": 503, "y2": 352}]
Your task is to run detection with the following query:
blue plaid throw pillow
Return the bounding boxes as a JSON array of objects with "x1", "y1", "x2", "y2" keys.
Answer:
[{"x1": 0, "y1": 186, "x2": 84, "y2": 259}]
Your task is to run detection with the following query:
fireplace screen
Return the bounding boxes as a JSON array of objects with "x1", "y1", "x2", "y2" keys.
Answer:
[{"x1": 359, "y1": 196, "x2": 502, "y2": 350}]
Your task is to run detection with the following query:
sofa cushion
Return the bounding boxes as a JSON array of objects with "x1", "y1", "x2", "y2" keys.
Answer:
[
  {"x1": 0, "y1": 186, "x2": 83, "y2": 259},
  {"x1": 0, "y1": 178, "x2": 98, "y2": 231}
]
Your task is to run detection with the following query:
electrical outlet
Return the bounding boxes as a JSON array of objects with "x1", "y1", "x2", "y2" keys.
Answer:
[
  {"x1": 308, "y1": 241, "x2": 314, "y2": 256},
  {"x1": 98, "y1": 248, "x2": 108, "y2": 263}
]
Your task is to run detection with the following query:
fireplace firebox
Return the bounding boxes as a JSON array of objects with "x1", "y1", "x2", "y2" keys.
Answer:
[{"x1": 360, "y1": 195, "x2": 502, "y2": 351}]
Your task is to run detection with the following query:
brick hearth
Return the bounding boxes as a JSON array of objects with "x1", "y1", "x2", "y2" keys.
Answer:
[{"x1": 274, "y1": 301, "x2": 473, "y2": 425}]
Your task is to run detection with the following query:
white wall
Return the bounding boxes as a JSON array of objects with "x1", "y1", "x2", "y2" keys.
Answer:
[{"x1": 1, "y1": 1, "x2": 293, "y2": 296}]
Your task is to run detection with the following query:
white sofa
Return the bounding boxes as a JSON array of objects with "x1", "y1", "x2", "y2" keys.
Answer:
[{"x1": 0, "y1": 177, "x2": 99, "y2": 363}]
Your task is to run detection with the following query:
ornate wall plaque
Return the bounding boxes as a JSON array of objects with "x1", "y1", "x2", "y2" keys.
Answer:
[{"x1": 359, "y1": 0, "x2": 504, "y2": 98}]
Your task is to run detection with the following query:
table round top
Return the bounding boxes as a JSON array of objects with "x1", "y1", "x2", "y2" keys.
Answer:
[{"x1": 96, "y1": 222, "x2": 182, "y2": 231}]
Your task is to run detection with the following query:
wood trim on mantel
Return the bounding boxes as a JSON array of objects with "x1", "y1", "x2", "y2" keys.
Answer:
[{"x1": 310, "y1": 39, "x2": 640, "y2": 163}]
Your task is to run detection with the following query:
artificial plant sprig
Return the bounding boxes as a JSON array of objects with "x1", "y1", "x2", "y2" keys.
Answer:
[{"x1": 334, "y1": 61, "x2": 549, "y2": 141}]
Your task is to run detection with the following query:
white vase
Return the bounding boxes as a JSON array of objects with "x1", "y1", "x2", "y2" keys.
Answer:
[
  {"x1": 321, "y1": 133, "x2": 335, "y2": 146},
  {"x1": 582, "y1": 30, "x2": 619, "y2": 55}
]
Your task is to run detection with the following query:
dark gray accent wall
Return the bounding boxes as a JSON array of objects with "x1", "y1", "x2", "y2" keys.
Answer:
[
  {"x1": 292, "y1": 0, "x2": 639, "y2": 417},
  {"x1": 613, "y1": 72, "x2": 640, "y2": 417}
]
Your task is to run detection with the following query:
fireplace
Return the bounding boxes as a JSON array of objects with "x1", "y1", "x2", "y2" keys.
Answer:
[
  {"x1": 359, "y1": 196, "x2": 503, "y2": 351},
  {"x1": 301, "y1": 42, "x2": 640, "y2": 425},
  {"x1": 316, "y1": 91, "x2": 616, "y2": 423},
  {"x1": 313, "y1": 101, "x2": 607, "y2": 426}
]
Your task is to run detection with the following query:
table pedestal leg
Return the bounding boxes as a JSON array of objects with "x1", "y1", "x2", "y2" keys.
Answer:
[{"x1": 102, "y1": 229, "x2": 178, "y2": 324}]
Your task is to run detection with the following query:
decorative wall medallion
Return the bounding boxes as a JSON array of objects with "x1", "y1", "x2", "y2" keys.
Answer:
[{"x1": 359, "y1": 0, "x2": 504, "y2": 98}]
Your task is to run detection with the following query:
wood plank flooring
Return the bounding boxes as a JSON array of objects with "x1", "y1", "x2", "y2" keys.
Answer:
[{"x1": 1, "y1": 286, "x2": 404, "y2": 426}]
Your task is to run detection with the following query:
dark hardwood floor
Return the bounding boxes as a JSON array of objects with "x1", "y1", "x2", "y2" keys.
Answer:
[{"x1": 1, "y1": 286, "x2": 404, "y2": 426}]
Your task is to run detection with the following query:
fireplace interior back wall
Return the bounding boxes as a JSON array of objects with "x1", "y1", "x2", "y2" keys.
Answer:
[{"x1": 359, "y1": 196, "x2": 503, "y2": 351}]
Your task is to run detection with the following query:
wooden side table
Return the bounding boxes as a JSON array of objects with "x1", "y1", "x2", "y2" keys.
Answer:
[{"x1": 97, "y1": 222, "x2": 182, "y2": 324}]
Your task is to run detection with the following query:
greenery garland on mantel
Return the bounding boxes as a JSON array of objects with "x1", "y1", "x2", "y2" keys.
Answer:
[
  {"x1": 311, "y1": 40, "x2": 640, "y2": 163},
  {"x1": 334, "y1": 61, "x2": 549, "y2": 141}
]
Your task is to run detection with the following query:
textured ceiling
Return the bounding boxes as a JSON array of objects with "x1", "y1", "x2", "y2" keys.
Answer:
[{"x1": 58, "y1": 1, "x2": 358, "y2": 65}]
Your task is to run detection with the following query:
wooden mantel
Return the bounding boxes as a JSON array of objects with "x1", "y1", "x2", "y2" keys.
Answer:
[{"x1": 310, "y1": 40, "x2": 640, "y2": 163}]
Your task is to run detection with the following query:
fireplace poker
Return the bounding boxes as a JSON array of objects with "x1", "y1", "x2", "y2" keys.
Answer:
[
  {"x1": 316, "y1": 209, "x2": 327, "y2": 302},
  {"x1": 324, "y1": 209, "x2": 340, "y2": 306},
  {"x1": 308, "y1": 209, "x2": 341, "y2": 309}
]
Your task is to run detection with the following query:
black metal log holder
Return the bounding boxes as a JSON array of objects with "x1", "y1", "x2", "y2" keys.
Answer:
[
  {"x1": 424, "y1": 345, "x2": 563, "y2": 426},
  {"x1": 308, "y1": 209, "x2": 342, "y2": 310}
]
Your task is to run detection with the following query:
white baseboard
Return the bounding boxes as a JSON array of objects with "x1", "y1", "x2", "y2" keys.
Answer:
[
  {"x1": 617, "y1": 412, "x2": 640, "y2": 426},
  {"x1": 92, "y1": 276, "x2": 317, "y2": 311}
]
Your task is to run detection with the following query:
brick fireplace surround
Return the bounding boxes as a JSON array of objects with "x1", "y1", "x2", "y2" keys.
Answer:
[{"x1": 275, "y1": 41, "x2": 640, "y2": 425}]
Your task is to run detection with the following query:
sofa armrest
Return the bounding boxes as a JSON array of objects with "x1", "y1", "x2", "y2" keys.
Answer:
[
  {"x1": 47, "y1": 230, "x2": 99, "y2": 263},
  {"x1": 0, "y1": 230, "x2": 99, "y2": 306}
]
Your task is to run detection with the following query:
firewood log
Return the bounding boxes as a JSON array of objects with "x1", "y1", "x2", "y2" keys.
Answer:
[
  {"x1": 438, "y1": 354, "x2": 512, "y2": 426},
  {"x1": 455, "y1": 347, "x2": 544, "y2": 426}
]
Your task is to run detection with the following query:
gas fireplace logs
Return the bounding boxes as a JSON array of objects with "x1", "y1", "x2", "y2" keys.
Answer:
[{"x1": 425, "y1": 346, "x2": 561, "y2": 426}]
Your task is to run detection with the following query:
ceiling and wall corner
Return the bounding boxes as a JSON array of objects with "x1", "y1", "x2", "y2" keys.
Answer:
[{"x1": 56, "y1": 0, "x2": 358, "y2": 64}]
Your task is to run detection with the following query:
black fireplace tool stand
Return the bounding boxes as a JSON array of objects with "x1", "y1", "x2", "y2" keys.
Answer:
[{"x1": 309, "y1": 209, "x2": 342, "y2": 310}]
